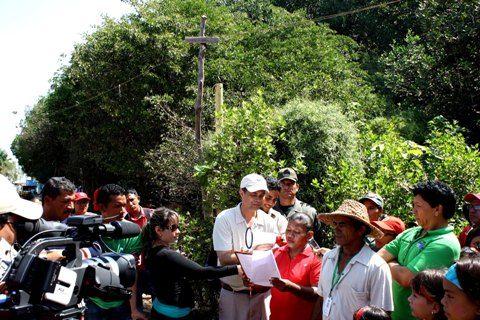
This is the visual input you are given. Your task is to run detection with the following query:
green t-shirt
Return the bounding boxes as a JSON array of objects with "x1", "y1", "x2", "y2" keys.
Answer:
[
  {"x1": 89, "y1": 234, "x2": 143, "y2": 310},
  {"x1": 384, "y1": 226, "x2": 460, "y2": 320}
]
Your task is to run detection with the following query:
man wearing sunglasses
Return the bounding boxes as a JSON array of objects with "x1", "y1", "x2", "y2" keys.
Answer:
[
  {"x1": 458, "y1": 192, "x2": 480, "y2": 247},
  {"x1": 213, "y1": 173, "x2": 278, "y2": 320}
]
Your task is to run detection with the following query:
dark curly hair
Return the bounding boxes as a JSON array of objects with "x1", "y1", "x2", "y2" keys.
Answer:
[{"x1": 412, "y1": 181, "x2": 456, "y2": 219}]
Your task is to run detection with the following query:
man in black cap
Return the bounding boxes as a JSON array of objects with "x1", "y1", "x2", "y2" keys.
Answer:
[{"x1": 273, "y1": 168, "x2": 324, "y2": 244}]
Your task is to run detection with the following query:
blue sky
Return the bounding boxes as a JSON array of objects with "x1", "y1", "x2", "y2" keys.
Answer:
[{"x1": 0, "y1": 0, "x2": 133, "y2": 160}]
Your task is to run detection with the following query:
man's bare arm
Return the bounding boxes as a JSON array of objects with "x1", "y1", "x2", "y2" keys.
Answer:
[
  {"x1": 377, "y1": 248, "x2": 395, "y2": 263},
  {"x1": 217, "y1": 250, "x2": 239, "y2": 266},
  {"x1": 388, "y1": 261, "x2": 415, "y2": 288}
]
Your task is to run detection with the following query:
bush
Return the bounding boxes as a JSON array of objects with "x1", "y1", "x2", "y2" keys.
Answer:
[
  {"x1": 196, "y1": 94, "x2": 283, "y2": 212},
  {"x1": 278, "y1": 99, "x2": 362, "y2": 211},
  {"x1": 322, "y1": 116, "x2": 480, "y2": 229}
]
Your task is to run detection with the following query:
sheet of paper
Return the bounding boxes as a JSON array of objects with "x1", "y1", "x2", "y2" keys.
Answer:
[
  {"x1": 251, "y1": 231, "x2": 277, "y2": 248},
  {"x1": 237, "y1": 250, "x2": 281, "y2": 287}
]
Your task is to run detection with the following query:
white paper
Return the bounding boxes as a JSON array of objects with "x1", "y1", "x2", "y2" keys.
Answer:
[
  {"x1": 252, "y1": 231, "x2": 277, "y2": 248},
  {"x1": 237, "y1": 250, "x2": 280, "y2": 287}
]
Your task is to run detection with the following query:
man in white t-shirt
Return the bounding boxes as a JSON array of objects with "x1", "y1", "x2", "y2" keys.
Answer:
[{"x1": 213, "y1": 173, "x2": 278, "y2": 320}]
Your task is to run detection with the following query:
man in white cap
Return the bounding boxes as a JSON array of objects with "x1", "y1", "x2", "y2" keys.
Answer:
[
  {"x1": 312, "y1": 199, "x2": 393, "y2": 320},
  {"x1": 0, "y1": 174, "x2": 42, "y2": 288},
  {"x1": 213, "y1": 173, "x2": 278, "y2": 320}
]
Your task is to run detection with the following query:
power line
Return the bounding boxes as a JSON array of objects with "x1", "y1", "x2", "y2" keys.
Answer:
[{"x1": 318, "y1": 0, "x2": 402, "y2": 21}]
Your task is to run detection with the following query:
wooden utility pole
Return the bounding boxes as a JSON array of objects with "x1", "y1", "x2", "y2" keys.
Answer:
[
  {"x1": 214, "y1": 83, "x2": 223, "y2": 131},
  {"x1": 185, "y1": 16, "x2": 219, "y2": 154}
]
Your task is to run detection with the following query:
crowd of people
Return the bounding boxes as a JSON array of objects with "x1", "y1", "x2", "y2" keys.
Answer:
[{"x1": 1, "y1": 169, "x2": 480, "y2": 320}]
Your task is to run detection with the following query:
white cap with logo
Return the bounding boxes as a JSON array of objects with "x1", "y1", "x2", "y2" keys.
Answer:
[
  {"x1": 0, "y1": 175, "x2": 42, "y2": 220},
  {"x1": 240, "y1": 173, "x2": 269, "y2": 193}
]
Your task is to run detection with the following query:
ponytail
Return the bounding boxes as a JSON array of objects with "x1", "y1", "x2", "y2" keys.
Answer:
[{"x1": 141, "y1": 207, "x2": 179, "y2": 257}]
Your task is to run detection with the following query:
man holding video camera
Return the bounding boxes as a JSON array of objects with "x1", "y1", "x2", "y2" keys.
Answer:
[
  {"x1": 85, "y1": 183, "x2": 143, "y2": 320},
  {"x1": 0, "y1": 175, "x2": 43, "y2": 291}
]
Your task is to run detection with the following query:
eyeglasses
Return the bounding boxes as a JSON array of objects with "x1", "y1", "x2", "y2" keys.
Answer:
[
  {"x1": 468, "y1": 205, "x2": 480, "y2": 211},
  {"x1": 165, "y1": 224, "x2": 179, "y2": 232}
]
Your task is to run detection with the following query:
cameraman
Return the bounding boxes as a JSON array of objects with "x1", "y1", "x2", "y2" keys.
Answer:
[
  {"x1": 0, "y1": 175, "x2": 43, "y2": 290},
  {"x1": 85, "y1": 184, "x2": 143, "y2": 320}
]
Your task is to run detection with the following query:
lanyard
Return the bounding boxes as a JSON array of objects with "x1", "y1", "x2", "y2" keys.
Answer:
[
  {"x1": 330, "y1": 249, "x2": 354, "y2": 296},
  {"x1": 245, "y1": 227, "x2": 253, "y2": 250}
]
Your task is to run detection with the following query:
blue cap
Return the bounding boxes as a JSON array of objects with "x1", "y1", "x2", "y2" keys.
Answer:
[
  {"x1": 445, "y1": 264, "x2": 462, "y2": 290},
  {"x1": 359, "y1": 192, "x2": 384, "y2": 209}
]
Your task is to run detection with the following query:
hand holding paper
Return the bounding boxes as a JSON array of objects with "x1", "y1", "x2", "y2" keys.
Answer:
[{"x1": 236, "y1": 250, "x2": 280, "y2": 287}]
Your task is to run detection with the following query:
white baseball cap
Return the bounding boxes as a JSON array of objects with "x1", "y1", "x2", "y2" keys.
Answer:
[
  {"x1": 0, "y1": 175, "x2": 42, "y2": 220},
  {"x1": 240, "y1": 174, "x2": 268, "y2": 193}
]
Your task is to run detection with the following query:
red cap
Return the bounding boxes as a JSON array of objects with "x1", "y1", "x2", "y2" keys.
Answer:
[
  {"x1": 75, "y1": 192, "x2": 90, "y2": 202},
  {"x1": 464, "y1": 193, "x2": 480, "y2": 203},
  {"x1": 372, "y1": 216, "x2": 406, "y2": 235}
]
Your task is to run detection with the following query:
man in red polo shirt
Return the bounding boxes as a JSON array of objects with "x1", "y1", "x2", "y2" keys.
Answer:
[{"x1": 269, "y1": 212, "x2": 321, "y2": 320}]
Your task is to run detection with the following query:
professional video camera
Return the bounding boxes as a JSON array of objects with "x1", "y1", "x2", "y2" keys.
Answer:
[{"x1": 0, "y1": 215, "x2": 141, "y2": 320}]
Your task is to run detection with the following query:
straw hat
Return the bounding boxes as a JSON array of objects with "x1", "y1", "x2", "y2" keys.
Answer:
[{"x1": 318, "y1": 199, "x2": 384, "y2": 239}]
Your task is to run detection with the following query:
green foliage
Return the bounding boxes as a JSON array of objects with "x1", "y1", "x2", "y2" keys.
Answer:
[
  {"x1": 0, "y1": 150, "x2": 19, "y2": 181},
  {"x1": 380, "y1": 1, "x2": 480, "y2": 141},
  {"x1": 273, "y1": 0, "x2": 420, "y2": 54},
  {"x1": 13, "y1": 0, "x2": 382, "y2": 207},
  {"x1": 196, "y1": 94, "x2": 282, "y2": 211},
  {"x1": 323, "y1": 116, "x2": 480, "y2": 226},
  {"x1": 279, "y1": 99, "x2": 362, "y2": 210}
]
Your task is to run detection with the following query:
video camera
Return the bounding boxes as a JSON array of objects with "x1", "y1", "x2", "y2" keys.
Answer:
[{"x1": 0, "y1": 215, "x2": 141, "y2": 320}]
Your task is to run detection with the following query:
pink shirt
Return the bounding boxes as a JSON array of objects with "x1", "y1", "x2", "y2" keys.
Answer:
[{"x1": 270, "y1": 244, "x2": 321, "y2": 320}]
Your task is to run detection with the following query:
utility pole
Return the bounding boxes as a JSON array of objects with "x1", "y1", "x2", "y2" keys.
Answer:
[{"x1": 185, "y1": 15, "x2": 219, "y2": 155}]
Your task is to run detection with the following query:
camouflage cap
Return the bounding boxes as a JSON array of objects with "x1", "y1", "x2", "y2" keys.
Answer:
[{"x1": 277, "y1": 168, "x2": 298, "y2": 182}]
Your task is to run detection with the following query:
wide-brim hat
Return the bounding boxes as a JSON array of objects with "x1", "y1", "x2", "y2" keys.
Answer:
[{"x1": 318, "y1": 199, "x2": 384, "y2": 239}]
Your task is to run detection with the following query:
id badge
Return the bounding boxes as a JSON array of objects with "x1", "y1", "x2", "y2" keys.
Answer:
[{"x1": 323, "y1": 296, "x2": 333, "y2": 317}]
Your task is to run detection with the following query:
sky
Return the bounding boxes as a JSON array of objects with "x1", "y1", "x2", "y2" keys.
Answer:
[{"x1": 0, "y1": 0, "x2": 133, "y2": 160}]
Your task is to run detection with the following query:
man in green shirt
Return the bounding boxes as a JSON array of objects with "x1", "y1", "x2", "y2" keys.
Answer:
[
  {"x1": 378, "y1": 181, "x2": 461, "y2": 320},
  {"x1": 85, "y1": 184, "x2": 143, "y2": 320}
]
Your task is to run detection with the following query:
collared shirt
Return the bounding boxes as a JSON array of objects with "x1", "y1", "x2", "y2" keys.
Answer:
[
  {"x1": 268, "y1": 208, "x2": 288, "y2": 236},
  {"x1": 274, "y1": 198, "x2": 317, "y2": 222},
  {"x1": 270, "y1": 244, "x2": 321, "y2": 320},
  {"x1": 213, "y1": 203, "x2": 278, "y2": 290},
  {"x1": 318, "y1": 245, "x2": 393, "y2": 320},
  {"x1": 384, "y1": 226, "x2": 460, "y2": 320},
  {"x1": 125, "y1": 206, "x2": 153, "y2": 229}
]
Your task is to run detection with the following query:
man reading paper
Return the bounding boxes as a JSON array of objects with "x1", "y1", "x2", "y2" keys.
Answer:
[{"x1": 213, "y1": 173, "x2": 278, "y2": 320}]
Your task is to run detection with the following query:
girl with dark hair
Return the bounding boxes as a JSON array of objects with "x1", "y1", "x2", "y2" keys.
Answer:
[
  {"x1": 442, "y1": 255, "x2": 480, "y2": 320},
  {"x1": 142, "y1": 207, "x2": 242, "y2": 319},
  {"x1": 352, "y1": 306, "x2": 391, "y2": 320},
  {"x1": 408, "y1": 269, "x2": 447, "y2": 320}
]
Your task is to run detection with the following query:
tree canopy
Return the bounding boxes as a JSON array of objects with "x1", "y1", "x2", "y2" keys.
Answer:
[{"x1": 13, "y1": 0, "x2": 382, "y2": 204}]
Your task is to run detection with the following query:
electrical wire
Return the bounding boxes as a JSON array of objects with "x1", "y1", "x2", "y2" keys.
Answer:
[{"x1": 317, "y1": 0, "x2": 402, "y2": 21}]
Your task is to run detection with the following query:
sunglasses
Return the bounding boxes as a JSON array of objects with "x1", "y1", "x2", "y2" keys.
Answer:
[
  {"x1": 165, "y1": 224, "x2": 179, "y2": 232},
  {"x1": 469, "y1": 205, "x2": 480, "y2": 211}
]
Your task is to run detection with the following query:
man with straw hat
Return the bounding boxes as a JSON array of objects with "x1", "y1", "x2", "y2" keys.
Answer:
[{"x1": 312, "y1": 200, "x2": 394, "y2": 320}]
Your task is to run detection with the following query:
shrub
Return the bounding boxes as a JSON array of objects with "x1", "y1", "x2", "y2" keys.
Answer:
[{"x1": 196, "y1": 94, "x2": 283, "y2": 212}]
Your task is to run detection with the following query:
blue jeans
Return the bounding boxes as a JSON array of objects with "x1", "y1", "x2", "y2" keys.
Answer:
[{"x1": 84, "y1": 299, "x2": 131, "y2": 320}]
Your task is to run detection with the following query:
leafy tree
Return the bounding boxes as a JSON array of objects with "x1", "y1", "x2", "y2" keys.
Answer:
[
  {"x1": 13, "y1": 0, "x2": 382, "y2": 206},
  {"x1": 0, "y1": 150, "x2": 19, "y2": 181},
  {"x1": 322, "y1": 117, "x2": 480, "y2": 228},
  {"x1": 381, "y1": 1, "x2": 480, "y2": 141}
]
